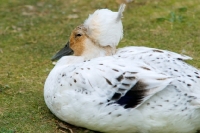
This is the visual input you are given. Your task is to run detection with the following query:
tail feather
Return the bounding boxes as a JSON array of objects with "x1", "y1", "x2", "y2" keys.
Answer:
[{"x1": 117, "y1": 4, "x2": 126, "y2": 21}]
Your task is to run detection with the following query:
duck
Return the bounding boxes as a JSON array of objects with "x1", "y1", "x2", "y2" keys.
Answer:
[{"x1": 44, "y1": 4, "x2": 200, "y2": 133}]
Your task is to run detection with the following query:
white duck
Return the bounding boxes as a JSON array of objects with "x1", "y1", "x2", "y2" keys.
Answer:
[{"x1": 44, "y1": 4, "x2": 200, "y2": 133}]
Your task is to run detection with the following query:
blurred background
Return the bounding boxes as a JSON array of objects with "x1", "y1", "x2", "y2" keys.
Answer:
[{"x1": 0, "y1": 0, "x2": 200, "y2": 132}]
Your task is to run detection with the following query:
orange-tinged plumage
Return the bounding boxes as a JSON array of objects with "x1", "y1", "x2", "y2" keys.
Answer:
[{"x1": 69, "y1": 25, "x2": 87, "y2": 56}]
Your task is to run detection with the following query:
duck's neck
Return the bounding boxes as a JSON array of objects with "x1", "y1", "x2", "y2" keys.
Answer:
[{"x1": 82, "y1": 39, "x2": 116, "y2": 60}]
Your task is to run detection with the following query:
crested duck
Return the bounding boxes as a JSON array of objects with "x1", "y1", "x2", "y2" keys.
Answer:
[{"x1": 44, "y1": 4, "x2": 200, "y2": 133}]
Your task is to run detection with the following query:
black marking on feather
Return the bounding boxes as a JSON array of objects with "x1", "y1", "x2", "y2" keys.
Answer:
[
  {"x1": 111, "y1": 93, "x2": 121, "y2": 100},
  {"x1": 188, "y1": 96, "x2": 195, "y2": 99},
  {"x1": 62, "y1": 73, "x2": 66, "y2": 77},
  {"x1": 178, "y1": 80, "x2": 181, "y2": 82},
  {"x1": 122, "y1": 83, "x2": 130, "y2": 87},
  {"x1": 140, "y1": 66, "x2": 151, "y2": 70},
  {"x1": 153, "y1": 50, "x2": 164, "y2": 53},
  {"x1": 116, "y1": 114, "x2": 121, "y2": 117},
  {"x1": 118, "y1": 88, "x2": 126, "y2": 92},
  {"x1": 104, "y1": 78, "x2": 112, "y2": 85},
  {"x1": 74, "y1": 79, "x2": 77, "y2": 83},
  {"x1": 187, "y1": 84, "x2": 191, "y2": 86},
  {"x1": 182, "y1": 107, "x2": 187, "y2": 111},
  {"x1": 174, "y1": 104, "x2": 178, "y2": 107},
  {"x1": 125, "y1": 76, "x2": 135, "y2": 80},
  {"x1": 113, "y1": 85, "x2": 117, "y2": 88},
  {"x1": 115, "y1": 81, "x2": 148, "y2": 109},
  {"x1": 116, "y1": 74, "x2": 124, "y2": 82},
  {"x1": 131, "y1": 81, "x2": 148, "y2": 90},
  {"x1": 112, "y1": 69, "x2": 119, "y2": 72},
  {"x1": 156, "y1": 78, "x2": 167, "y2": 80},
  {"x1": 130, "y1": 72, "x2": 138, "y2": 74}
]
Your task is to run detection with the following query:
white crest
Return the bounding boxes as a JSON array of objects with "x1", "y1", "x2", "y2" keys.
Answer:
[{"x1": 84, "y1": 4, "x2": 126, "y2": 47}]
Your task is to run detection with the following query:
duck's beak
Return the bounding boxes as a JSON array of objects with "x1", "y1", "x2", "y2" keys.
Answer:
[{"x1": 51, "y1": 41, "x2": 74, "y2": 61}]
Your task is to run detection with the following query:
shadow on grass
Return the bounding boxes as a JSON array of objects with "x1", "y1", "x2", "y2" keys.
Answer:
[{"x1": 55, "y1": 119, "x2": 100, "y2": 133}]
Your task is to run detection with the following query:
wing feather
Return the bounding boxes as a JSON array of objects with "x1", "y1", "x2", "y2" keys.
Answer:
[{"x1": 56, "y1": 56, "x2": 173, "y2": 109}]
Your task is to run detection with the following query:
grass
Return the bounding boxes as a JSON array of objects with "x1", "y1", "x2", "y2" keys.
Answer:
[{"x1": 0, "y1": 0, "x2": 200, "y2": 132}]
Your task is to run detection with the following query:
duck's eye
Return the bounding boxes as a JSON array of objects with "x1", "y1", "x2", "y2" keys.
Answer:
[{"x1": 75, "y1": 34, "x2": 82, "y2": 37}]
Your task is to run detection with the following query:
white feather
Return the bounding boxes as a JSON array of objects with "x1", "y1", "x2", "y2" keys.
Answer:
[
  {"x1": 44, "y1": 4, "x2": 200, "y2": 133},
  {"x1": 45, "y1": 46, "x2": 200, "y2": 133},
  {"x1": 84, "y1": 4, "x2": 125, "y2": 47}
]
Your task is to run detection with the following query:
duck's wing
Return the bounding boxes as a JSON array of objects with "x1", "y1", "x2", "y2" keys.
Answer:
[
  {"x1": 116, "y1": 46, "x2": 200, "y2": 77},
  {"x1": 116, "y1": 46, "x2": 200, "y2": 108},
  {"x1": 57, "y1": 57, "x2": 173, "y2": 109},
  {"x1": 116, "y1": 46, "x2": 192, "y2": 60}
]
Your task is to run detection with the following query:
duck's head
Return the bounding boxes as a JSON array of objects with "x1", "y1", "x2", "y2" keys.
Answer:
[{"x1": 51, "y1": 4, "x2": 126, "y2": 61}]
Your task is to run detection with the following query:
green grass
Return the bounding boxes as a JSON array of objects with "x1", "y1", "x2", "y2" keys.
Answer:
[{"x1": 0, "y1": 0, "x2": 200, "y2": 132}]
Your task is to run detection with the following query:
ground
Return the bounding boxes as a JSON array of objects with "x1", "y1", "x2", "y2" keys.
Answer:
[{"x1": 0, "y1": 0, "x2": 200, "y2": 133}]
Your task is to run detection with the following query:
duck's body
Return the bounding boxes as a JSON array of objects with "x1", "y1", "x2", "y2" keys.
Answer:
[
  {"x1": 44, "y1": 4, "x2": 200, "y2": 133},
  {"x1": 45, "y1": 46, "x2": 200, "y2": 133}
]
